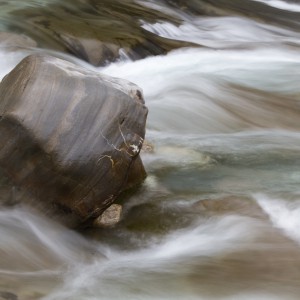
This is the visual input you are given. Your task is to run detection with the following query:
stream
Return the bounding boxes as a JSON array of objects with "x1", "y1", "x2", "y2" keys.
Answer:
[{"x1": 1, "y1": 0, "x2": 300, "y2": 299}]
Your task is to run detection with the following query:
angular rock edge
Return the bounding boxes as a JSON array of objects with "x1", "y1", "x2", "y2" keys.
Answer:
[{"x1": 0, "y1": 54, "x2": 148, "y2": 227}]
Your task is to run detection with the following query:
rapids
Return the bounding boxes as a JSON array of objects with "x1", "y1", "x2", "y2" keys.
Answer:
[{"x1": 1, "y1": 0, "x2": 300, "y2": 299}]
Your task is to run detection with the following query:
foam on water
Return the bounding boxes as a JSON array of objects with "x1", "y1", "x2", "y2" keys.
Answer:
[
  {"x1": 41, "y1": 215, "x2": 265, "y2": 300},
  {"x1": 0, "y1": 49, "x2": 29, "y2": 80},
  {"x1": 102, "y1": 47, "x2": 300, "y2": 95},
  {"x1": 142, "y1": 16, "x2": 300, "y2": 48},
  {"x1": 0, "y1": 207, "x2": 99, "y2": 270},
  {"x1": 0, "y1": 204, "x2": 269, "y2": 300},
  {"x1": 101, "y1": 47, "x2": 300, "y2": 133},
  {"x1": 256, "y1": 194, "x2": 300, "y2": 244},
  {"x1": 252, "y1": 0, "x2": 300, "y2": 12}
]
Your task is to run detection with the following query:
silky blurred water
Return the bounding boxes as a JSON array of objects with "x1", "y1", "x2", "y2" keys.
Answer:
[{"x1": 1, "y1": 0, "x2": 300, "y2": 299}]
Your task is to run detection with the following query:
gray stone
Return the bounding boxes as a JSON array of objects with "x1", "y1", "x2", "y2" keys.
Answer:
[
  {"x1": 94, "y1": 204, "x2": 122, "y2": 227},
  {"x1": 0, "y1": 54, "x2": 148, "y2": 227}
]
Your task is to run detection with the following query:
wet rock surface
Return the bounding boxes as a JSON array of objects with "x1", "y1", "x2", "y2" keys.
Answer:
[
  {"x1": 0, "y1": 54, "x2": 148, "y2": 227},
  {"x1": 0, "y1": 32, "x2": 37, "y2": 50},
  {"x1": 3, "y1": 0, "x2": 196, "y2": 65},
  {"x1": 94, "y1": 203, "x2": 122, "y2": 227}
]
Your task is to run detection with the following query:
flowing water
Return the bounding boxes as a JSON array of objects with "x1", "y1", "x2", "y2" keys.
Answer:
[{"x1": 1, "y1": 0, "x2": 300, "y2": 299}]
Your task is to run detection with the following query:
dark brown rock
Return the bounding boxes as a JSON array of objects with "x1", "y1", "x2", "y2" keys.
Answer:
[{"x1": 0, "y1": 54, "x2": 148, "y2": 227}]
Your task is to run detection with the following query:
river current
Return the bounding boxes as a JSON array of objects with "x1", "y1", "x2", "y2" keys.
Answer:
[{"x1": 1, "y1": 0, "x2": 300, "y2": 299}]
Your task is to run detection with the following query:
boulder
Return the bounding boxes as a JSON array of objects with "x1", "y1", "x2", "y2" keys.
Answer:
[{"x1": 0, "y1": 54, "x2": 148, "y2": 227}]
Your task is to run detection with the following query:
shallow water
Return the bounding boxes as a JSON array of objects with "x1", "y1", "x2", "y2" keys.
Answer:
[{"x1": 1, "y1": 0, "x2": 300, "y2": 299}]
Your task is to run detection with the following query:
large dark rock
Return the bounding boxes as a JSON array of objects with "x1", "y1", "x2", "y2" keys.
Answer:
[{"x1": 0, "y1": 54, "x2": 148, "y2": 227}]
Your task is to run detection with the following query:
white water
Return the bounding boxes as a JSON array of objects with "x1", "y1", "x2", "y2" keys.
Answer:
[
  {"x1": 256, "y1": 194, "x2": 300, "y2": 244},
  {"x1": 252, "y1": 0, "x2": 300, "y2": 12},
  {"x1": 141, "y1": 16, "x2": 300, "y2": 48},
  {"x1": 1, "y1": 0, "x2": 300, "y2": 299},
  {"x1": 102, "y1": 47, "x2": 300, "y2": 133}
]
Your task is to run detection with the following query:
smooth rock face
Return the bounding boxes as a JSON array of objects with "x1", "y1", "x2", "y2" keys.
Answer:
[{"x1": 0, "y1": 54, "x2": 148, "y2": 227}]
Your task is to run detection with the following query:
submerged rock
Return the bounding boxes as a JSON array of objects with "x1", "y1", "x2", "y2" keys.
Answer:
[
  {"x1": 7, "y1": 0, "x2": 196, "y2": 66},
  {"x1": 0, "y1": 54, "x2": 148, "y2": 227},
  {"x1": 0, "y1": 291, "x2": 18, "y2": 300},
  {"x1": 195, "y1": 195, "x2": 268, "y2": 220},
  {"x1": 0, "y1": 32, "x2": 37, "y2": 50}
]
